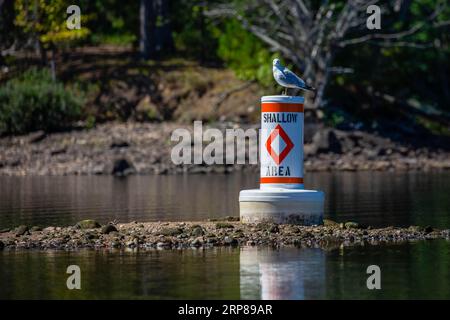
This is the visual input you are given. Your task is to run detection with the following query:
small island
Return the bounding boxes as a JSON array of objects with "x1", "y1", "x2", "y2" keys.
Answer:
[{"x1": 1, "y1": 218, "x2": 449, "y2": 251}]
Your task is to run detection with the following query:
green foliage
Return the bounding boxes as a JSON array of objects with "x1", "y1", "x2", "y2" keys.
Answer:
[
  {"x1": 215, "y1": 20, "x2": 276, "y2": 87},
  {"x1": 79, "y1": 0, "x2": 139, "y2": 46},
  {"x1": 14, "y1": 0, "x2": 90, "y2": 48},
  {"x1": 4, "y1": 0, "x2": 449, "y2": 130},
  {"x1": 169, "y1": 1, "x2": 277, "y2": 87},
  {"x1": 329, "y1": 0, "x2": 450, "y2": 116},
  {"x1": 415, "y1": 116, "x2": 450, "y2": 136},
  {"x1": 0, "y1": 0, "x2": 17, "y2": 51},
  {"x1": 85, "y1": 115, "x2": 96, "y2": 129},
  {"x1": 326, "y1": 111, "x2": 346, "y2": 128},
  {"x1": 0, "y1": 68, "x2": 84, "y2": 134},
  {"x1": 170, "y1": 2, "x2": 218, "y2": 60},
  {"x1": 90, "y1": 33, "x2": 136, "y2": 46}
]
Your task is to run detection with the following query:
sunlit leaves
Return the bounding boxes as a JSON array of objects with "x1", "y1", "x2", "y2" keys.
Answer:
[{"x1": 14, "y1": 0, "x2": 90, "y2": 48}]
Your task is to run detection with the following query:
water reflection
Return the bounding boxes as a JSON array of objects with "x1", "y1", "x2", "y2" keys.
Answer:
[
  {"x1": 308, "y1": 171, "x2": 450, "y2": 228},
  {"x1": 240, "y1": 247, "x2": 326, "y2": 300},
  {"x1": 0, "y1": 174, "x2": 257, "y2": 228},
  {"x1": 240, "y1": 241, "x2": 450, "y2": 299},
  {"x1": 0, "y1": 248, "x2": 241, "y2": 299},
  {"x1": 1, "y1": 171, "x2": 450, "y2": 229},
  {"x1": 1, "y1": 240, "x2": 450, "y2": 299}
]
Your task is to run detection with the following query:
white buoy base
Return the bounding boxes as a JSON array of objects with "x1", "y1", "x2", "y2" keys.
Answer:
[{"x1": 239, "y1": 189, "x2": 324, "y2": 225}]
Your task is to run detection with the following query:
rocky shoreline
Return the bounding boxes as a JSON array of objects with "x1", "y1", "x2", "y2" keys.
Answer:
[
  {"x1": 1, "y1": 122, "x2": 450, "y2": 176},
  {"x1": 1, "y1": 218, "x2": 449, "y2": 251}
]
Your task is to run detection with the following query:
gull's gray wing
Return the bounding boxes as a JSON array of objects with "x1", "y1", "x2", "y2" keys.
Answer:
[{"x1": 283, "y1": 67, "x2": 306, "y2": 89}]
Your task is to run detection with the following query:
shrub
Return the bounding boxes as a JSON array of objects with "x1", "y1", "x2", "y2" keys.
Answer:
[
  {"x1": 215, "y1": 20, "x2": 277, "y2": 87},
  {"x1": 0, "y1": 68, "x2": 84, "y2": 134}
]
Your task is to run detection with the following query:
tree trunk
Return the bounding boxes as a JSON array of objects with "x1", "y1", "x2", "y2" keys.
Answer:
[
  {"x1": 312, "y1": 49, "x2": 334, "y2": 109},
  {"x1": 139, "y1": 0, "x2": 173, "y2": 59},
  {"x1": 50, "y1": 45, "x2": 56, "y2": 81},
  {"x1": 139, "y1": 0, "x2": 151, "y2": 59},
  {"x1": 0, "y1": 0, "x2": 16, "y2": 65}
]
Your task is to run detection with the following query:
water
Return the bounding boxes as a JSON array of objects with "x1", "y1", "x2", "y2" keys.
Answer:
[
  {"x1": 1, "y1": 171, "x2": 450, "y2": 229},
  {"x1": 1, "y1": 242, "x2": 449, "y2": 299},
  {"x1": 1, "y1": 172, "x2": 450, "y2": 299}
]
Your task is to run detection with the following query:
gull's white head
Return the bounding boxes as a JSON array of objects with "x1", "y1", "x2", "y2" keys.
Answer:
[{"x1": 273, "y1": 58, "x2": 282, "y2": 67}]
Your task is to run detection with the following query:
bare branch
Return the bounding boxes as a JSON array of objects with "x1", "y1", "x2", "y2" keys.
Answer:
[
  {"x1": 329, "y1": 67, "x2": 354, "y2": 74},
  {"x1": 433, "y1": 20, "x2": 450, "y2": 28},
  {"x1": 368, "y1": 40, "x2": 435, "y2": 49},
  {"x1": 234, "y1": 14, "x2": 298, "y2": 62},
  {"x1": 294, "y1": 0, "x2": 310, "y2": 17},
  {"x1": 339, "y1": 2, "x2": 445, "y2": 47},
  {"x1": 206, "y1": 0, "x2": 448, "y2": 108}
]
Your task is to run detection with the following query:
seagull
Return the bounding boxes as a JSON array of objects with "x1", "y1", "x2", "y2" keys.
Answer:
[{"x1": 273, "y1": 58, "x2": 315, "y2": 95}]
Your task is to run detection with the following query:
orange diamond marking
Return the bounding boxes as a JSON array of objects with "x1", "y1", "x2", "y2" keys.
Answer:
[{"x1": 265, "y1": 124, "x2": 294, "y2": 165}]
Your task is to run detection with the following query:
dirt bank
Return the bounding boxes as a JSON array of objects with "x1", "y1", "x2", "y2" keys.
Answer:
[{"x1": 1, "y1": 121, "x2": 450, "y2": 175}]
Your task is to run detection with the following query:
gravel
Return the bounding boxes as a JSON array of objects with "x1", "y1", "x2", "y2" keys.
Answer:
[{"x1": 1, "y1": 219, "x2": 449, "y2": 251}]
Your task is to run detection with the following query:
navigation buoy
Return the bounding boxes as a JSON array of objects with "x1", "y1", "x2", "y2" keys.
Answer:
[{"x1": 239, "y1": 95, "x2": 324, "y2": 225}]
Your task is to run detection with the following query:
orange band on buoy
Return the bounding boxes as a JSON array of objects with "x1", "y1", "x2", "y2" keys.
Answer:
[
  {"x1": 262, "y1": 103, "x2": 304, "y2": 113},
  {"x1": 260, "y1": 177, "x2": 304, "y2": 184}
]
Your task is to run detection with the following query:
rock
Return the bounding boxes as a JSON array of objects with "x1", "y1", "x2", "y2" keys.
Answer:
[
  {"x1": 0, "y1": 228, "x2": 10, "y2": 233},
  {"x1": 255, "y1": 222, "x2": 279, "y2": 232},
  {"x1": 156, "y1": 241, "x2": 171, "y2": 249},
  {"x1": 43, "y1": 226, "x2": 55, "y2": 233},
  {"x1": 224, "y1": 236, "x2": 238, "y2": 246},
  {"x1": 323, "y1": 219, "x2": 339, "y2": 227},
  {"x1": 28, "y1": 130, "x2": 46, "y2": 143},
  {"x1": 50, "y1": 147, "x2": 66, "y2": 156},
  {"x1": 126, "y1": 237, "x2": 139, "y2": 248},
  {"x1": 344, "y1": 222, "x2": 360, "y2": 229},
  {"x1": 15, "y1": 225, "x2": 29, "y2": 236},
  {"x1": 126, "y1": 240, "x2": 137, "y2": 248},
  {"x1": 191, "y1": 226, "x2": 204, "y2": 237},
  {"x1": 75, "y1": 220, "x2": 101, "y2": 229},
  {"x1": 30, "y1": 226, "x2": 42, "y2": 232},
  {"x1": 110, "y1": 139, "x2": 130, "y2": 149},
  {"x1": 92, "y1": 165, "x2": 105, "y2": 174},
  {"x1": 101, "y1": 224, "x2": 118, "y2": 234},
  {"x1": 6, "y1": 157, "x2": 21, "y2": 167},
  {"x1": 0, "y1": 241, "x2": 4, "y2": 250},
  {"x1": 233, "y1": 230, "x2": 244, "y2": 238},
  {"x1": 158, "y1": 227, "x2": 183, "y2": 236},
  {"x1": 84, "y1": 232, "x2": 98, "y2": 240},
  {"x1": 311, "y1": 129, "x2": 342, "y2": 154},
  {"x1": 215, "y1": 222, "x2": 234, "y2": 229},
  {"x1": 224, "y1": 216, "x2": 240, "y2": 222},
  {"x1": 285, "y1": 225, "x2": 301, "y2": 234},
  {"x1": 424, "y1": 226, "x2": 433, "y2": 234},
  {"x1": 191, "y1": 237, "x2": 203, "y2": 247},
  {"x1": 111, "y1": 158, "x2": 135, "y2": 176},
  {"x1": 110, "y1": 241, "x2": 120, "y2": 248}
]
